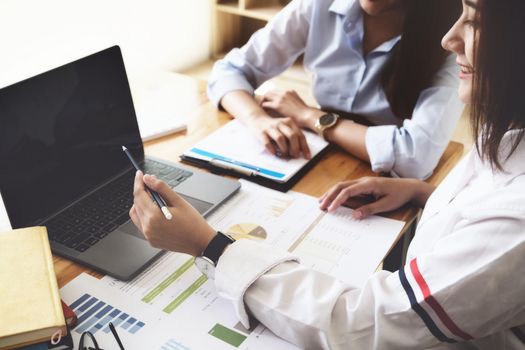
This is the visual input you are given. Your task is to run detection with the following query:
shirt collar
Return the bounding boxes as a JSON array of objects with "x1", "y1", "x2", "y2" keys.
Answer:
[
  {"x1": 329, "y1": 0, "x2": 401, "y2": 53},
  {"x1": 372, "y1": 35, "x2": 402, "y2": 53}
]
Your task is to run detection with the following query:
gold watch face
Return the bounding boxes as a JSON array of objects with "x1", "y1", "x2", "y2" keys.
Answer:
[{"x1": 319, "y1": 113, "x2": 336, "y2": 126}]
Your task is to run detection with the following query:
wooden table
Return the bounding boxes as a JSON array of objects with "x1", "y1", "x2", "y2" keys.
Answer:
[{"x1": 53, "y1": 73, "x2": 464, "y2": 288}]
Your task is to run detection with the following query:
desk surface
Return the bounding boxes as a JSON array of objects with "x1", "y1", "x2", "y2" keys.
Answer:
[{"x1": 53, "y1": 73, "x2": 464, "y2": 288}]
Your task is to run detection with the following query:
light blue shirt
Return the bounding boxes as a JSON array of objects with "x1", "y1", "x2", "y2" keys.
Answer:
[{"x1": 208, "y1": 0, "x2": 464, "y2": 179}]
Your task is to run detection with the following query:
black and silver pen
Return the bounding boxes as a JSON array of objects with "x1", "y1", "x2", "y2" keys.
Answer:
[
  {"x1": 122, "y1": 145, "x2": 173, "y2": 220},
  {"x1": 109, "y1": 322, "x2": 126, "y2": 350}
]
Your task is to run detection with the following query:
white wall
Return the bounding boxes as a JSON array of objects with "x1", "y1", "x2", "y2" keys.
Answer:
[{"x1": 0, "y1": 0, "x2": 211, "y2": 89}]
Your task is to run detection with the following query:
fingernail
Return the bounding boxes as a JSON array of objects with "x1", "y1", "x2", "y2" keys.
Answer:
[{"x1": 354, "y1": 210, "x2": 363, "y2": 219}]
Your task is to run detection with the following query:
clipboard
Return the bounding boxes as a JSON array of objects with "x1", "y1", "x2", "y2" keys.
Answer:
[{"x1": 180, "y1": 120, "x2": 330, "y2": 192}]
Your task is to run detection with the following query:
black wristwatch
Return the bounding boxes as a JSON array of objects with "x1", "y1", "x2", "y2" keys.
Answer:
[{"x1": 194, "y1": 231, "x2": 235, "y2": 279}]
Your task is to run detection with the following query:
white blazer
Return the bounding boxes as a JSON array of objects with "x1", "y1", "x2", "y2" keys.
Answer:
[{"x1": 215, "y1": 129, "x2": 525, "y2": 349}]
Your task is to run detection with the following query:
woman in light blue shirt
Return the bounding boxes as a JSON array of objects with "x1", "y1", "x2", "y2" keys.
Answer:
[{"x1": 208, "y1": 0, "x2": 463, "y2": 179}]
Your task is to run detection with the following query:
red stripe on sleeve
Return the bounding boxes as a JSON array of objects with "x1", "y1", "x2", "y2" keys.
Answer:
[{"x1": 410, "y1": 258, "x2": 473, "y2": 341}]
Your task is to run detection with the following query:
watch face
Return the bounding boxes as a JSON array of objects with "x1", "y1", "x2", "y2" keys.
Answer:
[
  {"x1": 195, "y1": 256, "x2": 215, "y2": 279},
  {"x1": 319, "y1": 113, "x2": 336, "y2": 126}
]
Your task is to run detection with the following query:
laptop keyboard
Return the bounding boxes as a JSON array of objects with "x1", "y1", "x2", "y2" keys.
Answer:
[{"x1": 45, "y1": 159, "x2": 193, "y2": 252}]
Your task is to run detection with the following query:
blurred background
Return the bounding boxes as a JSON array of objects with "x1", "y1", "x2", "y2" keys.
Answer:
[{"x1": 0, "y1": 0, "x2": 210, "y2": 89}]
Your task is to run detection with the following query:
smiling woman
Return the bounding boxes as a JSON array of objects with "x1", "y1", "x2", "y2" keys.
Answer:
[
  {"x1": 129, "y1": 0, "x2": 525, "y2": 348},
  {"x1": 468, "y1": 0, "x2": 525, "y2": 170}
]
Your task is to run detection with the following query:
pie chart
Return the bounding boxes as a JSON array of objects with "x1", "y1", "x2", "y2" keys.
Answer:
[{"x1": 226, "y1": 223, "x2": 267, "y2": 241}]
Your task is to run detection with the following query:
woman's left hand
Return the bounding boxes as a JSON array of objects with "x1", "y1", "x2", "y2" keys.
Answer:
[
  {"x1": 261, "y1": 90, "x2": 321, "y2": 129},
  {"x1": 129, "y1": 171, "x2": 216, "y2": 257},
  {"x1": 319, "y1": 177, "x2": 426, "y2": 219}
]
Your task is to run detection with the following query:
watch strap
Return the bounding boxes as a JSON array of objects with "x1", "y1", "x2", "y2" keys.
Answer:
[{"x1": 202, "y1": 231, "x2": 235, "y2": 266}]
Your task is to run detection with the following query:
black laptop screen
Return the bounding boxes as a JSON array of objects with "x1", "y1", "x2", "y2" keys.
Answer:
[{"x1": 0, "y1": 46, "x2": 144, "y2": 228}]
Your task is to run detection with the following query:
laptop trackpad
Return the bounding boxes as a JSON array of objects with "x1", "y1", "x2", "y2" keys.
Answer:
[
  {"x1": 80, "y1": 229, "x2": 161, "y2": 280},
  {"x1": 177, "y1": 194, "x2": 213, "y2": 214},
  {"x1": 120, "y1": 220, "x2": 147, "y2": 239}
]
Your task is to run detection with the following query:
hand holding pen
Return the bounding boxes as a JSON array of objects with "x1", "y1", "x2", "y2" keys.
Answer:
[{"x1": 122, "y1": 146, "x2": 173, "y2": 220}]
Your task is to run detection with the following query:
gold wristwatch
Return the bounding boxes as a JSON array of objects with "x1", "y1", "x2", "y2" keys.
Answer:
[{"x1": 314, "y1": 112, "x2": 340, "y2": 139}]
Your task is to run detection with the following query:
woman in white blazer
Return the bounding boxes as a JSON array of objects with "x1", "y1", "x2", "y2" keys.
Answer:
[{"x1": 129, "y1": 0, "x2": 525, "y2": 348}]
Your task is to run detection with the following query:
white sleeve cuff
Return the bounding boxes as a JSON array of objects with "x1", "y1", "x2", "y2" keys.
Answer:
[
  {"x1": 207, "y1": 73, "x2": 255, "y2": 108},
  {"x1": 215, "y1": 239, "x2": 300, "y2": 328},
  {"x1": 365, "y1": 125, "x2": 397, "y2": 174}
]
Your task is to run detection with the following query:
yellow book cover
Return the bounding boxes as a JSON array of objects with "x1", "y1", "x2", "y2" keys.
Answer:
[{"x1": 0, "y1": 227, "x2": 66, "y2": 350}]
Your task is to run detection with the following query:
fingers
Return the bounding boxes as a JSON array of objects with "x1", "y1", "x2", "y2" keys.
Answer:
[
  {"x1": 298, "y1": 133, "x2": 311, "y2": 159},
  {"x1": 133, "y1": 170, "x2": 145, "y2": 192},
  {"x1": 129, "y1": 205, "x2": 143, "y2": 233},
  {"x1": 327, "y1": 180, "x2": 377, "y2": 212},
  {"x1": 133, "y1": 171, "x2": 157, "y2": 213},
  {"x1": 262, "y1": 119, "x2": 309, "y2": 159},
  {"x1": 266, "y1": 127, "x2": 289, "y2": 157},
  {"x1": 260, "y1": 91, "x2": 278, "y2": 109},
  {"x1": 319, "y1": 178, "x2": 379, "y2": 212},
  {"x1": 319, "y1": 178, "x2": 395, "y2": 219},
  {"x1": 261, "y1": 97, "x2": 277, "y2": 110},
  {"x1": 143, "y1": 174, "x2": 183, "y2": 207},
  {"x1": 354, "y1": 198, "x2": 391, "y2": 219},
  {"x1": 277, "y1": 123, "x2": 300, "y2": 158},
  {"x1": 280, "y1": 120, "x2": 311, "y2": 159},
  {"x1": 260, "y1": 132, "x2": 277, "y2": 155},
  {"x1": 319, "y1": 181, "x2": 357, "y2": 211}
]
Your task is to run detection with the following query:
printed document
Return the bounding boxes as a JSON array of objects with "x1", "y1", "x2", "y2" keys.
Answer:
[
  {"x1": 183, "y1": 120, "x2": 329, "y2": 182},
  {"x1": 62, "y1": 181, "x2": 405, "y2": 349}
]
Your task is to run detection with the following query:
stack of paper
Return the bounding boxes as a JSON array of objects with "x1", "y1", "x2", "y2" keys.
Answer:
[{"x1": 134, "y1": 78, "x2": 188, "y2": 141}]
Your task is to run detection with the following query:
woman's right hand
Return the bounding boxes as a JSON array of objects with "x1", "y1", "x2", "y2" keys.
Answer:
[
  {"x1": 319, "y1": 177, "x2": 433, "y2": 219},
  {"x1": 219, "y1": 90, "x2": 311, "y2": 159},
  {"x1": 129, "y1": 171, "x2": 216, "y2": 257},
  {"x1": 249, "y1": 115, "x2": 311, "y2": 159}
]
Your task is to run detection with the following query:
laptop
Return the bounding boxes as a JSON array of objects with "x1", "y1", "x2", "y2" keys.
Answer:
[{"x1": 0, "y1": 46, "x2": 240, "y2": 280}]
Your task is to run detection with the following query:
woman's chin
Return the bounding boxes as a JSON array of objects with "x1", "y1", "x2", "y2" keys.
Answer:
[{"x1": 458, "y1": 85, "x2": 472, "y2": 105}]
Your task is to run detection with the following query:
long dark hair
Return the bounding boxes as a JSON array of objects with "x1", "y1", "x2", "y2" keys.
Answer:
[
  {"x1": 471, "y1": 0, "x2": 525, "y2": 170},
  {"x1": 382, "y1": 0, "x2": 462, "y2": 119}
]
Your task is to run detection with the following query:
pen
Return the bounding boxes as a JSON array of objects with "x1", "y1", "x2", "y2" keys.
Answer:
[
  {"x1": 210, "y1": 158, "x2": 257, "y2": 176},
  {"x1": 109, "y1": 322, "x2": 126, "y2": 350},
  {"x1": 121, "y1": 146, "x2": 173, "y2": 220}
]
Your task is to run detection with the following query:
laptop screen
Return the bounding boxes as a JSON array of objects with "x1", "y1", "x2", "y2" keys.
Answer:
[{"x1": 0, "y1": 46, "x2": 144, "y2": 228}]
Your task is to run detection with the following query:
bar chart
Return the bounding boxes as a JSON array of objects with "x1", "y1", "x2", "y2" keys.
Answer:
[
  {"x1": 160, "y1": 338, "x2": 192, "y2": 350},
  {"x1": 69, "y1": 293, "x2": 146, "y2": 335}
]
